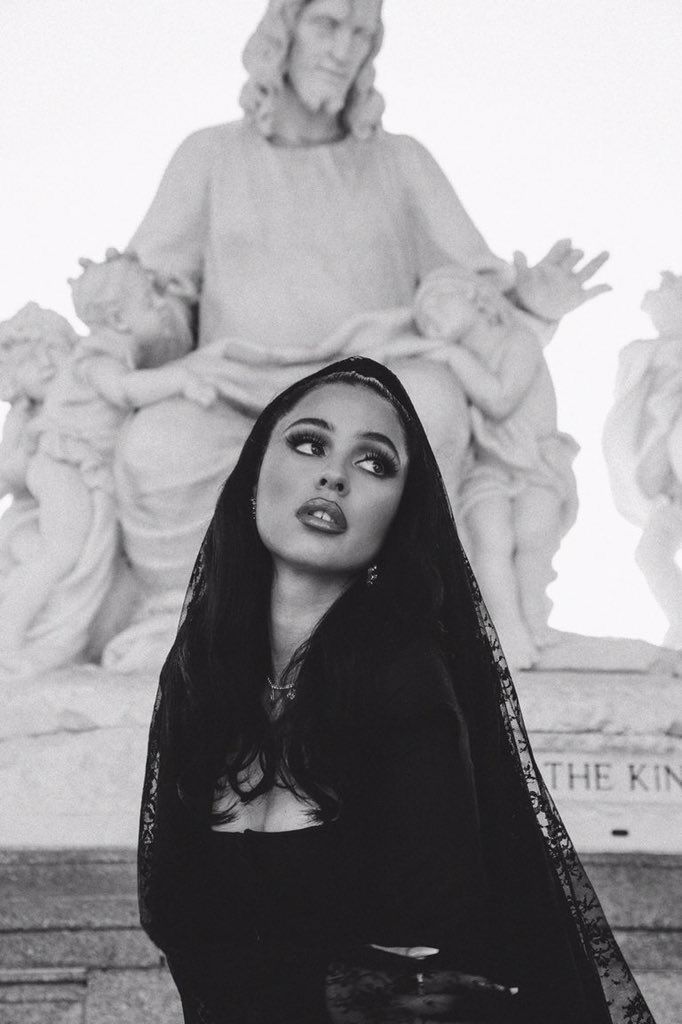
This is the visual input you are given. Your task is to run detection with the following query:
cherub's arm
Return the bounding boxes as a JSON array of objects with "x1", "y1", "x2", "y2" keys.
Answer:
[
  {"x1": 443, "y1": 330, "x2": 542, "y2": 421},
  {"x1": 84, "y1": 354, "x2": 214, "y2": 410},
  {"x1": 0, "y1": 401, "x2": 36, "y2": 497}
]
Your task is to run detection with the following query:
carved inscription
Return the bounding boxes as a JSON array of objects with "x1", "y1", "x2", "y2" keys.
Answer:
[{"x1": 539, "y1": 756, "x2": 682, "y2": 801}]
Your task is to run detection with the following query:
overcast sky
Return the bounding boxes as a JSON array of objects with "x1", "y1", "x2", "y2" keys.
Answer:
[{"x1": 2, "y1": 0, "x2": 681, "y2": 642}]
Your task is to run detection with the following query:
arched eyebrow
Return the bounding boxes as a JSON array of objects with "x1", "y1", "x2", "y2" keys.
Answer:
[{"x1": 285, "y1": 417, "x2": 402, "y2": 463}]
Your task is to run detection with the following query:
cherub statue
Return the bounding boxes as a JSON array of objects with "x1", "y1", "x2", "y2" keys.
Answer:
[
  {"x1": 0, "y1": 304, "x2": 78, "y2": 570},
  {"x1": 414, "y1": 264, "x2": 579, "y2": 668},
  {"x1": 0, "y1": 253, "x2": 221, "y2": 676},
  {"x1": 603, "y1": 271, "x2": 682, "y2": 648}
]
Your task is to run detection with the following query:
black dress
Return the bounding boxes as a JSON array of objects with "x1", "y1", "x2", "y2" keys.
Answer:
[
  {"x1": 141, "y1": 644, "x2": 504, "y2": 1024},
  {"x1": 140, "y1": 639, "x2": 655, "y2": 1023}
]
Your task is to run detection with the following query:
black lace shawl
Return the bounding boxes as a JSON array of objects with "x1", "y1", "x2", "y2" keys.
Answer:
[{"x1": 138, "y1": 358, "x2": 656, "y2": 1024}]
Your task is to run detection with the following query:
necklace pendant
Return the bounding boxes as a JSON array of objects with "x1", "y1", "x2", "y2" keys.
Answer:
[{"x1": 286, "y1": 687, "x2": 296, "y2": 701}]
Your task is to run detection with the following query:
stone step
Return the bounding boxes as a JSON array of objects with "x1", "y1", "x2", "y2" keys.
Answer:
[
  {"x1": 0, "y1": 968, "x2": 87, "y2": 1024},
  {"x1": 2, "y1": 849, "x2": 680, "y2": 929},
  {"x1": 0, "y1": 849, "x2": 679, "y2": 1022},
  {"x1": 0, "y1": 930, "x2": 160, "y2": 971}
]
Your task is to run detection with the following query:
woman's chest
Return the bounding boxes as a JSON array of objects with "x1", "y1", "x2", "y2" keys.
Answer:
[{"x1": 212, "y1": 761, "x2": 320, "y2": 833}]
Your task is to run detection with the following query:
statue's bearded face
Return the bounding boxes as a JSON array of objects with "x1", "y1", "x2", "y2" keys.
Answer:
[{"x1": 287, "y1": 0, "x2": 381, "y2": 116}]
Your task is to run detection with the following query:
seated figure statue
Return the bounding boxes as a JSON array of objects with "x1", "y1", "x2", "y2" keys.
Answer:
[
  {"x1": 414, "y1": 264, "x2": 579, "y2": 667},
  {"x1": 0, "y1": 255, "x2": 216, "y2": 677},
  {"x1": 67, "y1": 0, "x2": 609, "y2": 672},
  {"x1": 603, "y1": 270, "x2": 682, "y2": 648}
]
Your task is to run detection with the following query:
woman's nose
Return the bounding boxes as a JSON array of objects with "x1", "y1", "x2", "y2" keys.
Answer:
[{"x1": 316, "y1": 468, "x2": 348, "y2": 495}]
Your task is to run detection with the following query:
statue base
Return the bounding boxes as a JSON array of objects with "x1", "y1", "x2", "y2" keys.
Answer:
[{"x1": 1, "y1": 640, "x2": 680, "y2": 850}]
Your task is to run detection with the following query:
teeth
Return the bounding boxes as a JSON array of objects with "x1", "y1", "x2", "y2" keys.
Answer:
[{"x1": 311, "y1": 510, "x2": 333, "y2": 522}]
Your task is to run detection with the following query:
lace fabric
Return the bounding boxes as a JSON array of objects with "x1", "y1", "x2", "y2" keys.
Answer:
[{"x1": 467, "y1": 559, "x2": 654, "y2": 1023}]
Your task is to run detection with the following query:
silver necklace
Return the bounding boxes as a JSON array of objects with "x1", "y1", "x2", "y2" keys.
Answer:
[{"x1": 267, "y1": 675, "x2": 297, "y2": 702}]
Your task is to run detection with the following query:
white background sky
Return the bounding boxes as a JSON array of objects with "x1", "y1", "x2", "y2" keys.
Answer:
[{"x1": 2, "y1": 0, "x2": 681, "y2": 642}]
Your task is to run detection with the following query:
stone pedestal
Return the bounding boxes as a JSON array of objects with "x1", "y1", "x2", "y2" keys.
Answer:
[
  {"x1": 1, "y1": 662, "x2": 679, "y2": 851},
  {"x1": 0, "y1": 657, "x2": 680, "y2": 1020}
]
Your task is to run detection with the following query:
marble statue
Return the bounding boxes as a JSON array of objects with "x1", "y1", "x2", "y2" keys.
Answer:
[
  {"x1": 414, "y1": 263, "x2": 579, "y2": 667},
  {"x1": 0, "y1": 255, "x2": 222, "y2": 677},
  {"x1": 603, "y1": 271, "x2": 682, "y2": 648},
  {"x1": 2, "y1": 0, "x2": 610, "y2": 674}
]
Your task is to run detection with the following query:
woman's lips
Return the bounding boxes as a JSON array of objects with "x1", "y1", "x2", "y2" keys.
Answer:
[{"x1": 295, "y1": 498, "x2": 347, "y2": 534}]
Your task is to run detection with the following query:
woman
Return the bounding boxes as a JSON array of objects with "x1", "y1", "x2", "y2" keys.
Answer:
[{"x1": 139, "y1": 357, "x2": 654, "y2": 1024}]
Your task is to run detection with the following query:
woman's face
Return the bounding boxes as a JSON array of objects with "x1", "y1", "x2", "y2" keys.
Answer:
[{"x1": 255, "y1": 381, "x2": 408, "y2": 581}]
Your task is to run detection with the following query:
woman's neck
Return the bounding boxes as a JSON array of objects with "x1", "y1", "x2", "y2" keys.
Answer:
[
  {"x1": 270, "y1": 83, "x2": 345, "y2": 147},
  {"x1": 269, "y1": 563, "x2": 352, "y2": 681}
]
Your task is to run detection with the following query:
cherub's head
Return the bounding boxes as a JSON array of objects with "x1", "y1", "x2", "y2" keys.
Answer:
[
  {"x1": 0, "y1": 303, "x2": 78, "y2": 402},
  {"x1": 414, "y1": 264, "x2": 504, "y2": 341},
  {"x1": 240, "y1": 0, "x2": 384, "y2": 140},
  {"x1": 71, "y1": 251, "x2": 163, "y2": 337},
  {"x1": 70, "y1": 250, "x2": 180, "y2": 368},
  {"x1": 641, "y1": 271, "x2": 682, "y2": 336}
]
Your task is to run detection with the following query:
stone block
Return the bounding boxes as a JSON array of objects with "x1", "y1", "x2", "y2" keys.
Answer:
[
  {"x1": 0, "y1": 896, "x2": 138, "y2": 932},
  {"x1": 583, "y1": 854, "x2": 682, "y2": 928},
  {"x1": 515, "y1": 670, "x2": 682, "y2": 736},
  {"x1": 0, "y1": 1003, "x2": 83, "y2": 1024},
  {"x1": 633, "y1": 971, "x2": 682, "y2": 1024},
  {"x1": 1, "y1": 669, "x2": 157, "y2": 741},
  {"x1": 613, "y1": 929, "x2": 682, "y2": 970},
  {"x1": 2, "y1": 666, "x2": 681, "y2": 851},
  {"x1": 83, "y1": 967, "x2": 182, "y2": 1024},
  {"x1": 0, "y1": 968, "x2": 86, "y2": 1024},
  {"x1": 0, "y1": 930, "x2": 160, "y2": 970},
  {"x1": 0, "y1": 729, "x2": 146, "y2": 846}
]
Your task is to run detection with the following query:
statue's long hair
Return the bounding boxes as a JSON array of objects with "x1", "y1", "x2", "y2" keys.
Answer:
[
  {"x1": 140, "y1": 357, "x2": 655, "y2": 1024},
  {"x1": 239, "y1": 0, "x2": 385, "y2": 140}
]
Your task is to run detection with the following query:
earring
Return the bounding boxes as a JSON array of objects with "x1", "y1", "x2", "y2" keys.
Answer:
[
  {"x1": 366, "y1": 563, "x2": 378, "y2": 587},
  {"x1": 250, "y1": 496, "x2": 257, "y2": 520}
]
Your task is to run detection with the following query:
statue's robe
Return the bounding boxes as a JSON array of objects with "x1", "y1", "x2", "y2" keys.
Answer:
[{"x1": 106, "y1": 118, "x2": 519, "y2": 666}]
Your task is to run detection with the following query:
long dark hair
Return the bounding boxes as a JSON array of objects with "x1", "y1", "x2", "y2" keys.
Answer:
[{"x1": 162, "y1": 357, "x2": 498, "y2": 824}]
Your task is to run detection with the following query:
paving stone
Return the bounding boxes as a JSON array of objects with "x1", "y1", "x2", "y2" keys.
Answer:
[
  {"x1": 0, "y1": 968, "x2": 85, "y2": 1024},
  {"x1": 0, "y1": 858, "x2": 135, "y2": 900},
  {"x1": 0, "y1": 1001, "x2": 83, "y2": 1024},
  {"x1": 83, "y1": 967, "x2": 182, "y2": 1024},
  {"x1": 613, "y1": 929, "x2": 682, "y2": 970},
  {"x1": 634, "y1": 971, "x2": 682, "y2": 1024},
  {"x1": 0, "y1": 897, "x2": 138, "y2": 931},
  {"x1": 0, "y1": 931, "x2": 161, "y2": 970},
  {"x1": 583, "y1": 855, "x2": 682, "y2": 928}
]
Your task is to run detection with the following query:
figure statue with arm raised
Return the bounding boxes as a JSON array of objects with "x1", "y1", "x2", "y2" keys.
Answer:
[
  {"x1": 603, "y1": 270, "x2": 682, "y2": 648},
  {"x1": 415, "y1": 264, "x2": 579, "y2": 667}
]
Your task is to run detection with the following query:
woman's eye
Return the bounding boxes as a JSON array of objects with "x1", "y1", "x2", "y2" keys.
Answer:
[
  {"x1": 297, "y1": 440, "x2": 325, "y2": 456},
  {"x1": 356, "y1": 451, "x2": 397, "y2": 478},
  {"x1": 286, "y1": 432, "x2": 326, "y2": 457}
]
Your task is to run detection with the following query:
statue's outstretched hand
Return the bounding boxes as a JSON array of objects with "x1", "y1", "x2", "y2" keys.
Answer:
[{"x1": 514, "y1": 239, "x2": 611, "y2": 323}]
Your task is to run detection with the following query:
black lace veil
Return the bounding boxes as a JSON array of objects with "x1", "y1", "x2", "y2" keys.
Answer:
[{"x1": 139, "y1": 356, "x2": 655, "y2": 1023}]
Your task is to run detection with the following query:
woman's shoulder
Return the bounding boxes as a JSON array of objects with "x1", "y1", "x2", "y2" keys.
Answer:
[{"x1": 365, "y1": 637, "x2": 461, "y2": 721}]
